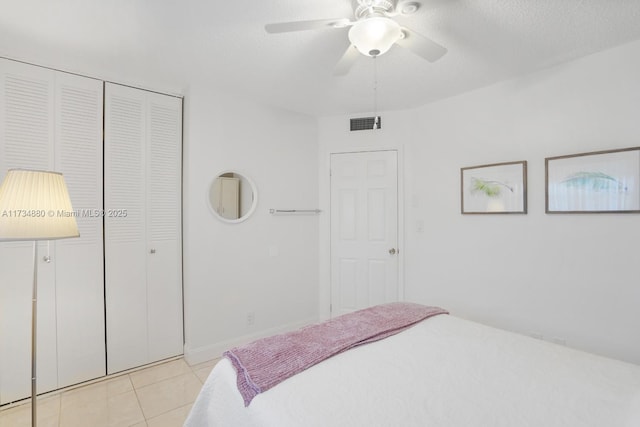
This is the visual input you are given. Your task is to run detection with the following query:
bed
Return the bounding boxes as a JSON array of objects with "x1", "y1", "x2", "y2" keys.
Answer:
[{"x1": 184, "y1": 303, "x2": 640, "y2": 427}]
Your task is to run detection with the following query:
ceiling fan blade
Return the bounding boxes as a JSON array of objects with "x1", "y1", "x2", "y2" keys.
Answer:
[
  {"x1": 395, "y1": 27, "x2": 447, "y2": 62},
  {"x1": 265, "y1": 18, "x2": 352, "y2": 33},
  {"x1": 333, "y1": 44, "x2": 360, "y2": 76}
]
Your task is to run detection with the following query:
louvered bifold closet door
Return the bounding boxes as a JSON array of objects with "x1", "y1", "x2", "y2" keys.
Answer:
[
  {"x1": 53, "y1": 72, "x2": 105, "y2": 389},
  {"x1": 146, "y1": 92, "x2": 183, "y2": 363},
  {"x1": 104, "y1": 83, "x2": 183, "y2": 374},
  {"x1": 0, "y1": 58, "x2": 105, "y2": 404},
  {"x1": 104, "y1": 84, "x2": 148, "y2": 373},
  {"x1": 0, "y1": 58, "x2": 57, "y2": 404}
]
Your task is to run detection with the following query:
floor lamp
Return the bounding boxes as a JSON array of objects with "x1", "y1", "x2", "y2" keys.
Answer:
[{"x1": 0, "y1": 169, "x2": 79, "y2": 427}]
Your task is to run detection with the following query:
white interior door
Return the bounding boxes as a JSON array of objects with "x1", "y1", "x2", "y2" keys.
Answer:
[
  {"x1": 211, "y1": 176, "x2": 240, "y2": 219},
  {"x1": 330, "y1": 150, "x2": 399, "y2": 316},
  {"x1": 218, "y1": 177, "x2": 240, "y2": 219}
]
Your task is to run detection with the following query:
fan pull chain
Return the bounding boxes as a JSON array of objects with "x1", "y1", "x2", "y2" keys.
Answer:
[{"x1": 372, "y1": 56, "x2": 378, "y2": 130}]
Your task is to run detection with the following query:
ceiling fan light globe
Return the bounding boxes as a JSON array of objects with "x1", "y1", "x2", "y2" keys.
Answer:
[{"x1": 348, "y1": 17, "x2": 401, "y2": 57}]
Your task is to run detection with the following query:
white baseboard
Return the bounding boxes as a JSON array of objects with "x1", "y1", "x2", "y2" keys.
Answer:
[{"x1": 183, "y1": 316, "x2": 318, "y2": 366}]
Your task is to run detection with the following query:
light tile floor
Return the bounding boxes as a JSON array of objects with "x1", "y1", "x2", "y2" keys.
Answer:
[{"x1": 0, "y1": 357, "x2": 220, "y2": 427}]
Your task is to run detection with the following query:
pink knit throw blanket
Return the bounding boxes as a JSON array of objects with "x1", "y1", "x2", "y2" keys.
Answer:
[{"x1": 224, "y1": 302, "x2": 448, "y2": 406}]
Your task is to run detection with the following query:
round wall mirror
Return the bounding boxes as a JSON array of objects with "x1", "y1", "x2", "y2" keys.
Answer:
[{"x1": 208, "y1": 171, "x2": 257, "y2": 223}]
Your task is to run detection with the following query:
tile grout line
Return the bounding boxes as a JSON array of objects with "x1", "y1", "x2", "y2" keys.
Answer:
[
  {"x1": 130, "y1": 372, "x2": 148, "y2": 426},
  {"x1": 134, "y1": 368, "x2": 201, "y2": 421},
  {"x1": 56, "y1": 391, "x2": 62, "y2": 427}
]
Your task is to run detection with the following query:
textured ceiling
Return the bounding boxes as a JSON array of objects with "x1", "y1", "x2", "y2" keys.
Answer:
[{"x1": 1, "y1": 0, "x2": 640, "y2": 116}]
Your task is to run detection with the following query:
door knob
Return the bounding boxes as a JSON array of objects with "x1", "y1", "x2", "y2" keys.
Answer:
[
  {"x1": 150, "y1": 249, "x2": 156, "y2": 254},
  {"x1": 388, "y1": 248, "x2": 397, "y2": 255}
]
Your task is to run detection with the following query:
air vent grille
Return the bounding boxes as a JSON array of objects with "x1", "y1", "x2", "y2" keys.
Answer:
[{"x1": 350, "y1": 116, "x2": 381, "y2": 131}]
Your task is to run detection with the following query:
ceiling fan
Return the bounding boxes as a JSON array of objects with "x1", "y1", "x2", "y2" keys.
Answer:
[{"x1": 265, "y1": 0, "x2": 447, "y2": 75}]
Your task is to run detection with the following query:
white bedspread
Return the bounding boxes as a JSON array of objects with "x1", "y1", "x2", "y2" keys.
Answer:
[{"x1": 185, "y1": 315, "x2": 640, "y2": 427}]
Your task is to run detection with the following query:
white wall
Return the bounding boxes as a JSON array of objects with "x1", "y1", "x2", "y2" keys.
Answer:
[
  {"x1": 183, "y1": 82, "x2": 320, "y2": 364},
  {"x1": 319, "y1": 39, "x2": 640, "y2": 364}
]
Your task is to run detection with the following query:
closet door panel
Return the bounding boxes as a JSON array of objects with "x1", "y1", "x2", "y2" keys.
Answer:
[
  {"x1": 104, "y1": 83, "x2": 148, "y2": 373},
  {"x1": 146, "y1": 93, "x2": 183, "y2": 361},
  {"x1": 34, "y1": 248, "x2": 59, "y2": 393},
  {"x1": 0, "y1": 59, "x2": 58, "y2": 403},
  {"x1": 0, "y1": 245, "x2": 34, "y2": 404},
  {"x1": 0, "y1": 58, "x2": 54, "y2": 169},
  {"x1": 105, "y1": 243, "x2": 148, "y2": 374},
  {"x1": 54, "y1": 73, "x2": 105, "y2": 387},
  {"x1": 147, "y1": 240, "x2": 183, "y2": 360}
]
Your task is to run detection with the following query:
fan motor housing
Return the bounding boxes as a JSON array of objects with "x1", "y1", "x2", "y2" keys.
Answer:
[{"x1": 353, "y1": 0, "x2": 395, "y2": 19}]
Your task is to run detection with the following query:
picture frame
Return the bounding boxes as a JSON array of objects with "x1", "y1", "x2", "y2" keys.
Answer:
[
  {"x1": 546, "y1": 147, "x2": 640, "y2": 213},
  {"x1": 461, "y1": 161, "x2": 527, "y2": 214}
]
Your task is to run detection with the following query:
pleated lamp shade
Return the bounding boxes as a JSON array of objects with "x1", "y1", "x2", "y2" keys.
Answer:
[{"x1": 0, "y1": 169, "x2": 80, "y2": 241}]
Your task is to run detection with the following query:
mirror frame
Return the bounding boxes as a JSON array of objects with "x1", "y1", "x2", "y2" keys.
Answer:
[{"x1": 207, "y1": 170, "x2": 258, "y2": 224}]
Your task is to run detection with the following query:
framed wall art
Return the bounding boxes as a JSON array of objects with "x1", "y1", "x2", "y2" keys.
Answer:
[
  {"x1": 546, "y1": 147, "x2": 640, "y2": 213},
  {"x1": 461, "y1": 161, "x2": 527, "y2": 214}
]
